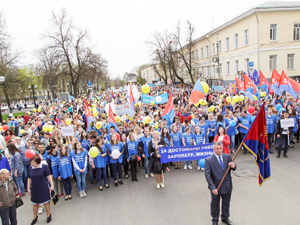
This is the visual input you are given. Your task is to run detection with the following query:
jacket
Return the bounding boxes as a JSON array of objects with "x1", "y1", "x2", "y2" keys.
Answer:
[
  {"x1": 213, "y1": 134, "x2": 230, "y2": 154},
  {"x1": 0, "y1": 177, "x2": 18, "y2": 208},
  {"x1": 10, "y1": 152, "x2": 24, "y2": 177}
]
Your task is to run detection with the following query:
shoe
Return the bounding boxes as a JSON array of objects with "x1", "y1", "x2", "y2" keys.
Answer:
[
  {"x1": 99, "y1": 186, "x2": 103, "y2": 191},
  {"x1": 197, "y1": 166, "x2": 200, "y2": 170},
  {"x1": 184, "y1": 165, "x2": 187, "y2": 170},
  {"x1": 19, "y1": 193, "x2": 25, "y2": 197},
  {"x1": 31, "y1": 216, "x2": 38, "y2": 225},
  {"x1": 291, "y1": 141, "x2": 295, "y2": 144},
  {"x1": 188, "y1": 165, "x2": 193, "y2": 170},
  {"x1": 105, "y1": 184, "x2": 109, "y2": 188},
  {"x1": 47, "y1": 214, "x2": 52, "y2": 223},
  {"x1": 289, "y1": 145, "x2": 294, "y2": 148},
  {"x1": 65, "y1": 196, "x2": 69, "y2": 201},
  {"x1": 283, "y1": 155, "x2": 288, "y2": 158},
  {"x1": 38, "y1": 207, "x2": 43, "y2": 214},
  {"x1": 150, "y1": 173, "x2": 154, "y2": 177},
  {"x1": 243, "y1": 151, "x2": 247, "y2": 155},
  {"x1": 82, "y1": 191, "x2": 87, "y2": 197},
  {"x1": 131, "y1": 177, "x2": 134, "y2": 182},
  {"x1": 60, "y1": 193, "x2": 64, "y2": 198},
  {"x1": 201, "y1": 167, "x2": 205, "y2": 171},
  {"x1": 145, "y1": 174, "x2": 148, "y2": 178},
  {"x1": 125, "y1": 175, "x2": 129, "y2": 179},
  {"x1": 89, "y1": 182, "x2": 94, "y2": 187},
  {"x1": 269, "y1": 151, "x2": 273, "y2": 154},
  {"x1": 221, "y1": 219, "x2": 233, "y2": 225},
  {"x1": 115, "y1": 182, "x2": 118, "y2": 187},
  {"x1": 135, "y1": 177, "x2": 138, "y2": 182},
  {"x1": 79, "y1": 191, "x2": 83, "y2": 198},
  {"x1": 119, "y1": 180, "x2": 123, "y2": 185},
  {"x1": 69, "y1": 195, "x2": 72, "y2": 200},
  {"x1": 231, "y1": 150, "x2": 235, "y2": 154},
  {"x1": 160, "y1": 183, "x2": 165, "y2": 188},
  {"x1": 24, "y1": 189, "x2": 28, "y2": 192},
  {"x1": 212, "y1": 221, "x2": 218, "y2": 225},
  {"x1": 156, "y1": 183, "x2": 160, "y2": 189},
  {"x1": 276, "y1": 155, "x2": 280, "y2": 158}
]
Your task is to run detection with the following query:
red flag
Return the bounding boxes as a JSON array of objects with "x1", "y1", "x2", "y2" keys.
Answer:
[
  {"x1": 243, "y1": 74, "x2": 258, "y2": 94},
  {"x1": 288, "y1": 77, "x2": 300, "y2": 93},
  {"x1": 270, "y1": 69, "x2": 282, "y2": 95},
  {"x1": 259, "y1": 71, "x2": 270, "y2": 88},
  {"x1": 107, "y1": 104, "x2": 116, "y2": 125},
  {"x1": 111, "y1": 90, "x2": 115, "y2": 98},
  {"x1": 84, "y1": 100, "x2": 92, "y2": 117},
  {"x1": 234, "y1": 83, "x2": 237, "y2": 94},
  {"x1": 235, "y1": 77, "x2": 244, "y2": 92}
]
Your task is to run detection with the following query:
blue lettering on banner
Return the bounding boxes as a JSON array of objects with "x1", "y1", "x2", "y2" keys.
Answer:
[
  {"x1": 159, "y1": 143, "x2": 214, "y2": 163},
  {"x1": 141, "y1": 93, "x2": 169, "y2": 104}
]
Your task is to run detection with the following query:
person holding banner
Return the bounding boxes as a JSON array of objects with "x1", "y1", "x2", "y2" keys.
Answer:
[
  {"x1": 276, "y1": 111, "x2": 293, "y2": 158},
  {"x1": 182, "y1": 127, "x2": 194, "y2": 170},
  {"x1": 205, "y1": 141, "x2": 236, "y2": 225},
  {"x1": 170, "y1": 124, "x2": 182, "y2": 169},
  {"x1": 148, "y1": 131, "x2": 167, "y2": 189},
  {"x1": 193, "y1": 125, "x2": 207, "y2": 171}
]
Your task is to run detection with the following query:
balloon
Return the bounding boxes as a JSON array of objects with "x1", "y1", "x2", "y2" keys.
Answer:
[
  {"x1": 229, "y1": 120, "x2": 236, "y2": 126},
  {"x1": 220, "y1": 95, "x2": 224, "y2": 100},
  {"x1": 275, "y1": 104, "x2": 282, "y2": 111},
  {"x1": 20, "y1": 129, "x2": 25, "y2": 135},
  {"x1": 248, "y1": 106, "x2": 255, "y2": 114},
  {"x1": 251, "y1": 116, "x2": 256, "y2": 123},
  {"x1": 111, "y1": 150, "x2": 120, "y2": 159},
  {"x1": 93, "y1": 111, "x2": 98, "y2": 117},
  {"x1": 43, "y1": 125, "x2": 49, "y2": 132},
  {"x1": 279, "y1": 108, "x2": 286, "y2": 115},
  {"x1": 232, "y1": 96, "x2": 239, "y2": 103},
  {"x1": 260, "y1": 92, "x2": 267, "y2": 97},
  {"x1": 89, "y1": 147, "x2": 99, "y2": 158},
  {"x1": 96, "y1": 122, "x2": 102, "y2": 130},
  {"x1": 269, "y1": 89, "x2": 274, "y2": 96},
  {"x1": 134, "y1": 103, "x2": 138, "y2": 107},
  {"x1": 254, "y1": 95, "x2": 258, "y2": 101},
  {"x1": 210, "y1": 105, "x2": 215, "y2": 112},
  {"x1": 199, "y1": 99, "x2": 204, "y2": 105},
  {"x1": 138, "y1": 102, "x2": 141, "y2": 106},
  {"x1": 33, "y1": 108, "x2": 36, "y2": 112},
  {"x1": 65, "y1": 118, "x2": 72, "y2": 125},
  {"x1": 0, "y1": 126, "x2": 2, "y2": 132},
  {"x1": 48, "y1": 126, "x2": 53, "y2": 132},
  {"x1": 194, "y1": 102, "x2": 199, "y2": 107},
  {"x1": 226, "y1": 97, "x2": 232, "y2": 103},
  {"x1": 155, "y1": 122, "x2": 159, "y2": 129},
  {"x1": 115, "y1": 133, "x2": 120, "y2": 141},
  {"x1": 239, "y1": 95, "x2": 244, "y2": 101},
  {"x1": 150, "y1": 101, "x2": 155, "y2": 105},
  {"x1": 142, "y1": 85, "x2": 150, "y2": 94},
  {"x1": 200, "y1": 82, "x2": 209, "y2": 94},
  {"x1": 198, "y1": 159, "x2": 205, "y2": 168},
  {"x1": 202, "y1": 100, "x2": 207, "y2": 106},
  {"x1": 156, "y1": 96, "x2": 162, "y2": 103},
  {"x1": 38, "y1": 108, "x2": 41, "y2": 112},
  {"x1": 115, "y1": 116, "x2": 121, "y2": 123},
  {"x1": 25, "y1": 149, "x2": 35, "y2": 159},
  {"x1": 268, "y1": 94, "x2": 272, "y2": 99},
  {"x1": 27, "y1": 111, "x2": 31, "y2": 115},
  {"x1": 144, "y1": 117, "x2": 151, "y2": 124},
  {"x1": 2, "y1": 125, "x2": 9, "y2": 131}
]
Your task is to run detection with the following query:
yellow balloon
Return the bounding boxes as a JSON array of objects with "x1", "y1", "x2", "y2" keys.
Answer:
[
  {"x1": 155, "y1": 122, "x2": 159, "y2": 129},
  {"x1": 150, "y1": 101, "x2": 155, "y2": 105},
  {"x1": 48, "y1": 126, "x2": 53, "y2": 132},
  {"x1": 38, "y1": 108, "x2": 41, "y2": 112},
  {"x1": 233, "y1": 96, "x2": 239, "y2": 103},
  {"x1": 194, "y1": 103, "x2": 199, "y2": 107},
  {"x1": 254, "y1": 95, "x2": 258, "y2": 101},
  {"x1": 96, "y1": 122, "x2": 102, "y2": 129},
  {"x1": 210, "y1": 105, "x2": 215, "y2": 112},
  {"x1": 134, "y1": 103, "x2": 138, "y2": 106},
  {"x1": 27, "y1": 111, "x2": 31, "y2": 115},
  {"x1": 200, "y1": 82, "x2": 209, "y2": 94},
  {"x1": 142, "y1": 85, "x2": 150, "y2": 94},
  {"x1": 144, "y1": 116, "x2": 151, "y2": 124},
  {"x1": 93, "y1": 111, "x2": 99, "y2": 117},
  {"x1": 0, "y1": 126, "x2": 2, "y2": 132},
  {"x1": 33, "y1": 108, "x2": 37, "y2": 112},
  {"x1": 65, "y1": 118, "x2": 72, "y2": 125},
  {"x1": 239, "y1": 95, "x2": 245, "y2": 101},
  {"x1": 89, "y1": 146, "x2": 99, "y2": 158},
  {"x1": 115, "y1": 116, "x2": 121, "y2": 123},
  {"x1": 138, "y1": 102, "x2": 141, "y2": 106},
  {"x1": 202, "y1": 100, "x2": 207, "y2": 106},
  {"x1": 43, "y1": 125, "x2": 48, "y2": 132},
  {"x1": 220, "y1": 95, "x2": 224, "y2": 100},
  {"x1": 20, "y1": 129, "x2": 25, "y2": 134},
  {"x1": 226, "y1": 97, "x2": 232, "y2": 102},
  {"x1": 199, "y1": 99, "x2": 204, "y2": 105}
]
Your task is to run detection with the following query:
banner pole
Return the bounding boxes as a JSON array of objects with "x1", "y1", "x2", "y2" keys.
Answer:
[{"x1": 217, "y1": 141, "x2": 243, "y2": 191}]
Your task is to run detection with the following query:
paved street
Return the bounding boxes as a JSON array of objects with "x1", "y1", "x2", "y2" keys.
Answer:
[{"x1": 17, "y1": 146, "x2": 300, "y2": 225}]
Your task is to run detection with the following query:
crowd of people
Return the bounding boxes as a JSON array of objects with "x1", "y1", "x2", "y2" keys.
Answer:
[{"x1": 0, "y1": 82, "x2": 298, "y2": 224}]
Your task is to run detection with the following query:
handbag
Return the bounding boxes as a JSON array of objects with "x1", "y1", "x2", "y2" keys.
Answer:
[
  {"x1": 153, "y1": 161, "x2": 162, "y2": 173},
  {"x1": 51, "y1": 191, "x2": 59, "y2": 206},
  {"x1": 130, "y1": 155, "x2": 137, "y2": 162},
  {"x1": 15, "y1": 197, "x2": 23, "y2": 208}
]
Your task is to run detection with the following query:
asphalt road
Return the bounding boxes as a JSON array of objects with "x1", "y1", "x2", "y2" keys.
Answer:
[{"x1": 16, "y1": 145, "x2": 300, "y2": 225}]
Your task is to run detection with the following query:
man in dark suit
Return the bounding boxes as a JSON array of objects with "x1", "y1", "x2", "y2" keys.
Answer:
[{"x1": 205, "y1": 141, "x2": 236, "y2": 225}]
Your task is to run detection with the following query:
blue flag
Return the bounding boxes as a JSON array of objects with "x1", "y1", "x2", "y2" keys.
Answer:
[
  {"x1": 161, "y1": 92, "x2": 175, "y2": 125},
  {"x1": 252, "y1": 69, "x2": 260, "y2": 86}
]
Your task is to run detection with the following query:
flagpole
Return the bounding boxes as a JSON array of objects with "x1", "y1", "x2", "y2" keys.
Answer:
[{"x1": 217, "y1": 141, "x2": 243, "y2": 191}]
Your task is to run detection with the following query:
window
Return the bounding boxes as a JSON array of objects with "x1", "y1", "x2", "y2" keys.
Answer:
[
  {"x1": 234, "y1": 33, "x2": 238, "y2": 48},
  {"x1": 196, "y1": 50, "x2": 199, "y2": 60},
  {"x1": 191, "y1": 51, "x2": 195, "y2": 61},
  {"x1": 294, "y1": 23, "x2": 300, "y2": 41},
  {"x1": 206, "y1": 45, "x2": 209, "y2": 57},
  {"x1": 201, "y1": 48, "x2": 203, "y2": 58},
  {"x1": 207, "y1": 66, "x2": 210, "y2": 77},
  {"x1": 235, "y1": 60, "x2": 239, "y2": 74},
  {"x1": 226, "y1": 37, "x2": 229, "y2": 51},
  {"x1": 244, "y1": 29, "x2": 249, "y2": 45},
  {"x1": 218, "y1": 40, "x2": 222, "y2": 53},
  {"x1": 287, "y1": 54, "x2": 295, "y2": 69},
  {"x1": 269, "y1": 55, "x2": 277, "y2": 71},
  {"x1": 245, "y1": 58, "x2": 249, "y2": 72},
  {"x1": 219, "y1": 63, "x2": 222, "y2": 75},
  {"x1": 226, "y1": 62, "x2": 230, "y2": 75},
  {"x1": 212, "y1": 43, "x2": 215, "y2": 55},
  {"x1": 270, "y1": 24, "x2": 277, "y2": 41},
  {"x1": 212, "y1": 65, "x2": 216, "y2": 76},
  {"x1": 202, "y1": 67, "x2": 204, "y2": 76}
]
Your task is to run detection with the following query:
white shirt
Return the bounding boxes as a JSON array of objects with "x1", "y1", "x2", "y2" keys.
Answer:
[{"x1": 214, "y1": 152, "x2": 223, "y2": 166}]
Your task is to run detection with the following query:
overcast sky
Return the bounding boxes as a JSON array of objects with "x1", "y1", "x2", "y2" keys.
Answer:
[{"x1": 1, "y1": 0, "x2": 287, "y2": 78}]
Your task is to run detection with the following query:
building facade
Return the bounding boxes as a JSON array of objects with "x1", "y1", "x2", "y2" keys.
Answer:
[{"x1": 142, "y1": 1, "x2": 300, "y2": 84}]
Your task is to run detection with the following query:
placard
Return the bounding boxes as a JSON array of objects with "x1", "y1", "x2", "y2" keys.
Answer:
[
  {"x1": 61, "y1": 126, "x2": 75, "y2": 137},
  {"x1": 280, "y1": 118, "x2": 294, "y2": 128}
]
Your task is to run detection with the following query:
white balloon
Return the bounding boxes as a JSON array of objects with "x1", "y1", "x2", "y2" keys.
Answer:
[
  {"x1": 112, "y1": 150, "x2": 120, "y2": 159},
  {"x1": 156, "y1": 96, "x2": 162, "y2": 103}
]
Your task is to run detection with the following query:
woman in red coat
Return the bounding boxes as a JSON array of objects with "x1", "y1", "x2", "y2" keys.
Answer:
[{"x1": 213, "y1": 126, "x2": 230, "y2": 154}]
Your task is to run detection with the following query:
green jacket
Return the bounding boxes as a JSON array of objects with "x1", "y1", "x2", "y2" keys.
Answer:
[{"x1": 0, "y1": 177, "x2": 18, "y2": 208}]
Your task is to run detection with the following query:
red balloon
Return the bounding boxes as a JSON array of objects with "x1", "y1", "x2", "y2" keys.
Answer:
[
  {"x1": 115, "y1": 132, "x2": 120, "y2": 141},
  {"x1": 2, "y1": 125, "x2": 8, "y2": 131},
  {"x1": 248, "y1": 106, "x2": 255, "y2": 114},
  {"x1": 269, "y1": 89, "x2": 274, "y2": 96},
  {"x1": 25, "y1": 149, "x2": 36, "y2": 159},
  {"x1": 37, "y1": 121, "x2": 42, "y2": 126}
]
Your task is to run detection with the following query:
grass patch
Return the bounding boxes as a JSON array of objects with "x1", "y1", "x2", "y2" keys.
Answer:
[{"x1": 2, "y1": 112, "x2": 25, "y2": 121}]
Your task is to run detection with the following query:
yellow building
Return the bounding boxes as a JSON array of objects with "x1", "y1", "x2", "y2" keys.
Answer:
[{"x1": 142, "y1": 1, "x2": 300, "y2": 84}]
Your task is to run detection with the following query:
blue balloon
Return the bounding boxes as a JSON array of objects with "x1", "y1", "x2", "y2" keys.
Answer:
[
  {"x1": 279, "y1": 108, "x2": 286, "y2": 115},
  {"x1": 198, "y1": 159, "x2": 205, "y2": 168},
  {"x1": 229, "y1": 120, "x2": 236, "y2": 126},
  {"x1": 251, "y1": 116, "x2": 256, "y2": 123},
  {"x1": 276, "y1": 104, "x2": 282, "y2": 111}
]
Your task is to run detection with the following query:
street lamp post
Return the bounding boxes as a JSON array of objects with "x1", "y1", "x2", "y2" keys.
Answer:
[{"x1": 216, "y1": 32, "x2": 220, "y2": 86}]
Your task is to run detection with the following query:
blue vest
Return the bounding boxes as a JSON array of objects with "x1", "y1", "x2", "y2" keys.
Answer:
[
  {"x1": 170, "y1": 132, "x2": 182, "y2": 146},
  {"x1": 140, "y1": 136, "x2": 152, "y2": 157},
  {"x1": 207, "y1": 119, "x2": 216, "y2": 137},
  {"x1": 127, "y1": 140, "x2": 139, "y2": 160},
  {"x1": 94, "y1": 146, "x2": 107, "y2": 168},
  {"x1": 47, "y1": 154, "x2": 59, "y2": 179},
  {"x1": 266, "y1": 114, "x2": 276, "y2": 134},
  {"x1": 183, "y1": 133, "x2": 193, "y2": 146},
  {"x1": 107, "y1": 143, "x2": 124, "y2": 164},
  {"x1": 70, "y1": 150, "x2": 88, "y2": 174},
  {"x1": 57, "y1": 155, "x2": 73, "y2": 179},
  {"x1": 193, "y1": 133, "x2": 205, "y2": 145}
]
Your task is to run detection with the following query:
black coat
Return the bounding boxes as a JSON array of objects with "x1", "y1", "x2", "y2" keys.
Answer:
[{"x1": 148, "y1": 138, "x2": 167, "y2": 174}]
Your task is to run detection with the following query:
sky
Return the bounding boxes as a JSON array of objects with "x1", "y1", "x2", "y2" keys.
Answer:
[{"x1": 1, "y1": 0, "x2": 291, "y2": 78}]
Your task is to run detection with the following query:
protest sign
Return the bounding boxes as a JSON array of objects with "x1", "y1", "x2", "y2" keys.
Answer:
[
  {"x1": 61, "y1": 126, "x2": 75, "y2": 137},
  {"x1": 115, "y1": 104, "x2": 131, "y2": 115},
  {"x1": 142, "y1": 92, "x2": 168, "y2": 104},
  {"x1": 280, "y1": 118, "x2": 294, "y2": 128},
  {"x1": 159, "y1": 143, "x2": 213, "y2": 163}
]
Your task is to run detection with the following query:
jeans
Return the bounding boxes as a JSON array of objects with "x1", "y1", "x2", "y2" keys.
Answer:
[
  {"x1": 229, "y1": 135, "x2": 235, "y2": 151},
  {"x1": 13, "y1": 176, "x2": 24, "y2": 194},
  {"x1": 53, "y1": 177, "x2": 64, "y2": 195},
  {"x1": 0, "y1": 202, "x2": 17, "y2": 225},
  {"x1": 75, "y1": 173, "x2": 86, "y2": 192},
  {"x1": 289, "y1": 131, "x2": 295, "y2": 145},
  {"x1": 22, "y1": 164, "x2": 30, "y2": 190},
  {"x1": 111, "y1": 163, "x2": 122, "y2": 181},
  {"x1": 268, "y1": 133, "x2": 274, "y2": 151},
  {"x1": 62, "y1": 177, "x2": 72, "y2": 195},
  {"x1": 129, "y1": 160, "x2": 138, "y2": 179},
  {"x1": 185, "y1": 161, "x2": 191, "y2": 166},
  {"x1": 278, "y1": 135, "x2": 288, "y2": 156},
  {"x1": 96, "y1": 168, "x2": 107, "y2": 186},
  {"x1": 89, "y1": 163, "x2": 94, "y2": 183},
  {"x1": 144, "y1": 157, "x2": 149, "y2": 175}
]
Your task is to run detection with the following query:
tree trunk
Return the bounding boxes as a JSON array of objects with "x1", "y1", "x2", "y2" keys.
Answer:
[
  {"x1": 73, "y1": 82, "x2": 78, "y2": 96},
  {"x1": 3, "y1": 88, "x2": 10, "y2": 109}
]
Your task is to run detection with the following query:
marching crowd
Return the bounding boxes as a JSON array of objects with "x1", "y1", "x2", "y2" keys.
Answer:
[{"x1": 0, "y1": 83, "x2": 298, "y2": 224}]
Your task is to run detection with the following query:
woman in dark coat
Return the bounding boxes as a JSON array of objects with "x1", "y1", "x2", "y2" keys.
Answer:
[
  {"x1": 28, "y1": 155, "x2": 54, "y2": 224},
  {"x1": 148, "y1": 131, "x2": 167, "y2": 189}
]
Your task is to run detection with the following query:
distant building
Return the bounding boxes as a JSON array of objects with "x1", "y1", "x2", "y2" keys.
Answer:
[{"x1": 123, "y1": 72, "x2": 137, "y2": 84}]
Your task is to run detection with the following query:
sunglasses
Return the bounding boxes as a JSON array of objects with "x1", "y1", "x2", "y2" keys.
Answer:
[{"x1": 49, "y1": 141, "x2": 54, "y2": 142}]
